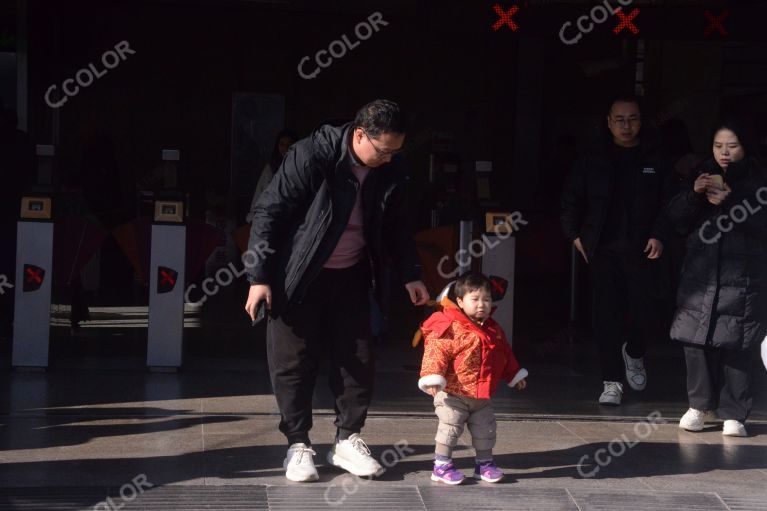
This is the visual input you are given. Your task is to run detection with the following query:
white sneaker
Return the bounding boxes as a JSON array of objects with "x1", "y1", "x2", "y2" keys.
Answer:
[
  {"x1": 599, "y1": 381, "x2": 623, "y2": 406},
  {"x1": 723, "y1": 420, "x2": 747, "y2": 437},
  {"x1": 622, "y1": 342, "x2": 647, "y2": 391},
  {"x1": 327, "y1": 433, "x2": 385, "y2": 477},
  {"x1": 679, "y1": 408, "x2": 708, "y2": 432},
  {"x1": 284, "y1": 443, "x2": 319, "y2": 482}
]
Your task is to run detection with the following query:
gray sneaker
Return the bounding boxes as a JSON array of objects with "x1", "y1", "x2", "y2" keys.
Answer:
[
  {"x1": 622, "y1": 342, "x2": 647, "y2": 391},
  {"x1": 599, "y1": 381, "x2": 623, "y2": 406}
]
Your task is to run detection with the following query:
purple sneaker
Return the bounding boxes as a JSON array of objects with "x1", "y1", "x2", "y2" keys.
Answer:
[
  {"x1": 431, "y1": 462, "x2": 465, "y2": 485},
  {"x1": 474, "y1": 460, "x2": 504, "y2": 483}
]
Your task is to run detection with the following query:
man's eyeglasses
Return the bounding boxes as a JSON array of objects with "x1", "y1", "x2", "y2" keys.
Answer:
[
  {"x1": 364, "y1": 130, "x2": 404, "y2": 157},
  {"x1": 611, "y1": 116, "x2": 641, "y2": 127}
]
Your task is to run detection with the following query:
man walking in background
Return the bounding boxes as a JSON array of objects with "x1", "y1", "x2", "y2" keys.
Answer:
[{"x1": 561, "y1": 94, "x2": 672, "y2": 406}]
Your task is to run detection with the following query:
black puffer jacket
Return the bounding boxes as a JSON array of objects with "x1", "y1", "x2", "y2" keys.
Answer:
[
  {"x1": 560, "y1": 137, "x2": 673, "y2": 258},
  {"x1": 667, "y1": 158, "x2": 767, "y2": 350},
  {"x1": 247, "y1": 122, "x2": 422, "y2": 317}
]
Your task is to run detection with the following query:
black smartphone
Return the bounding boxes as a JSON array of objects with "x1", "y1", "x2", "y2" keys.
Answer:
[{"x1": 251, "y1": 300, "x2": 267, "y2": 326}]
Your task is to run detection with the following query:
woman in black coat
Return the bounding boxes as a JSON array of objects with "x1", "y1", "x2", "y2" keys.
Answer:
[{"x1": 667, "y1": 121, "x2": 767, "y2": 437}]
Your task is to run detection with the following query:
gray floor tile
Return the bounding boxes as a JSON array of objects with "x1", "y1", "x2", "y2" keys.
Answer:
[
  {"x1": 268, "y1": 485, "x2": 425, "y2": 511},
  {"x1": 419, "y1": 486, "x2": 578, "y2": 511},
  {"x1": 569, "y1": 489, "x2": 727, "y2": 510}
]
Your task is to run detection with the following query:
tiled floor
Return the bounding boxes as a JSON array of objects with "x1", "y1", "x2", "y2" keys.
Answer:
[{"x1": 0, "y1": 342, "x2": 765, "y2": 509}]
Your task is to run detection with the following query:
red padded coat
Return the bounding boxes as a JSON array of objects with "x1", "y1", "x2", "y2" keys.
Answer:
[{"x1": 418, "y1": 302, "x2": 527, "y2": 399}]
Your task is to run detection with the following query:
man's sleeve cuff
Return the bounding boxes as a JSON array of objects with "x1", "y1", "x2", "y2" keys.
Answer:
[
  {"x1": 418, "y1": 374, "x2": 447, "y2": 394},
  {"x1": 508, "y1": 368, "x2": 528, "y2": 387}
]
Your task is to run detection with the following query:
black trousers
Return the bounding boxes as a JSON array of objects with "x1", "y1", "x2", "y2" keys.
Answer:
[
  {"x1": 266, "y1": 260, "x2": 374, "y2": 446},
  {"x1": 590, "y1": 248, "x2": 658, "y2": 382},
  {"x1": 683, "y1": 344, "x2": 756, "y2": 422}
]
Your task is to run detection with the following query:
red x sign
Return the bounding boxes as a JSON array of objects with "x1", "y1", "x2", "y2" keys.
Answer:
[
  {"x1": 613, "y1": 7, "x2": 640, "y2": 35},
  {"x1": 488, "y1": 275, "x2": 509, "y2": 302},
  {"x1": 160, "y1": 270, "x2": 175, "y2": 286},
  {"x1": 26, "y1": 267, "x2": 42, "y2": 284},
  {"x1": 157, "y1": 266, "x2": 179, "y2": 294},
  {"x1": 704, "y1": 9, "x2": 729, "y2": 36},
  {"x1": 492, "y1": 3, "x2": 519, "y2": 32},
  {"x1": 23, "y1": 264, "x2": 45, "y2": 292}
]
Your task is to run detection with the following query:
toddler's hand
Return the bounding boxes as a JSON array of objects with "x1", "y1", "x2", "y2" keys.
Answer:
[
  {"x1": 514, "y1": 379, "x2": 527, "y2": 390},
  {"x1": 425, "y1": 385, "x2": 440, "y2": 396}
]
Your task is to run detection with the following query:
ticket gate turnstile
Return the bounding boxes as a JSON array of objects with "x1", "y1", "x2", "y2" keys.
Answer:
[
  {"x1": 454, "y1": 213, "x2": 517, "y2": 346},
  {"x1": 480, "y1": 212, "x2": 516, "y2": 346},
  {"x1": 146, "y1": 199, "x2": 186, "y2": 369},
  {"x1": 12, "y1": 197, "x2": 54, "y2": 368}
]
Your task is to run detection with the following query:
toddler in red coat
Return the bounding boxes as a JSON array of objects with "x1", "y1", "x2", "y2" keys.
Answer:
[{"x1": 418, "y1": 272, "x2": 528, "y2": 485}]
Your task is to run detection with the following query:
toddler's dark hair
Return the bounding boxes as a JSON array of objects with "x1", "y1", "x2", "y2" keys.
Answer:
[{"x1": 453, "y1": 272, "x2": 492, "y2": 300}]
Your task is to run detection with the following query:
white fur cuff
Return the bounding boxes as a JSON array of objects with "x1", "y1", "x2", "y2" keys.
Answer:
[
  {"x1": 418, "y1": 374, "x2": 447, "y2": 394},
  {"x1": 509, "y1": 368, "x2": 529, "y2": 387}
]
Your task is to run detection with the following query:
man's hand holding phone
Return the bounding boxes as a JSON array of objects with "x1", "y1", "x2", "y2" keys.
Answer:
[{"x1": 245, "y1": 284, "x2": 272, "y2": 325}]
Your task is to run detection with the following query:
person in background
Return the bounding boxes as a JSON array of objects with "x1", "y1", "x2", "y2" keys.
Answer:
[
  {"x1": 246, "y1": 129, "x2": 297, "y2": 223},
  {"x1": 668, "y1": 120, "x2": 767, "y2": 437},
  {"x1": 561, "y1": 94, "x2": 673, "y2": 406}
]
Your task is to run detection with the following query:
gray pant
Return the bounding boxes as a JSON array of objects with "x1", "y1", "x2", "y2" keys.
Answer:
[{"x1": 433, "y1": 391, "x2": 496, "y2": 459}]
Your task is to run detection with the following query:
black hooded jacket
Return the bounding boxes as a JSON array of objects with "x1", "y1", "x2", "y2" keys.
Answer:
[
  {"x1": 667, "y1": 158, "x2": 767, "y2": 350},
  {"x1": 247, "y1": 122, "x2": 422, "y2": 316}
]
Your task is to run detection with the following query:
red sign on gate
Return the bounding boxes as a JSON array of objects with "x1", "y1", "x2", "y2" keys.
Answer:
[{"x1": 22, "y1": 264, "x2": 45, "y2": 292}]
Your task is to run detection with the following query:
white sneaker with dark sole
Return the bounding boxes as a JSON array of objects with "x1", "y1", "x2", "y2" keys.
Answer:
[
  {"x1": 723, "y1": 420, "x2": 747, "y2": 437},
  {"x1": 284, "y1": 443, "x2": 319, "y2": 482},
  {"x1": 327, "y1": 433, "x2": 385, "y2": 477},
  {"x1": 622, "y1": 342, "x2": 647, "y2": 391},
  {"x1": 599, "y1": 381, "x2": 623, "y2": 406},
  {"x1": 679, "y1": 408, "x2": 709, "y2": 432}
]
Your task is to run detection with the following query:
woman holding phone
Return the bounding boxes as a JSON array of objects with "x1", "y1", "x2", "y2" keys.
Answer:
[{"x1": 666, "y1": 120, "x2": 767, "y2": 437}]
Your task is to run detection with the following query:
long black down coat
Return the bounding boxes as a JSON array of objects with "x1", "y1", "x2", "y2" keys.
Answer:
[{"x1": 667, "y1": 158, "x2": 767, "y2": 351}]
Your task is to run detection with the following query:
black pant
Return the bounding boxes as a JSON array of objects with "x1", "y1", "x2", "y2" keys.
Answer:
[
  {"x1": 683, "y1": 344, "x2": 756, "y2": 422},
  {"x1": 590, "y1": 248, "x2": 657, "y2": 382},
  {"x1": 266, "y1": 260, "x2": 374, "y2": 446}
]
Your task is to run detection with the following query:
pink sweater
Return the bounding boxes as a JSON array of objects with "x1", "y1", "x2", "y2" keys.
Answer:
[{"x1": 324, "y1": 164, "x2": 371, "y2": 269}]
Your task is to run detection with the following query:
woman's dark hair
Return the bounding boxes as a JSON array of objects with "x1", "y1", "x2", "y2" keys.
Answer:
[
  {"x1": 711, "y1": 119, "x2": 758, "y2": 158},
  {"x1": 271, "y1": 129, "x2": 298, "y2": 170},
  {"x1": 711, "y1": 119, "x2": 764, "y2": 172},
  {"x1": 454, "y1": 272, "x2": 492, "y2": 300},
  {"x1": 353, "y1": 99, "x2": 407, "y2": 138}
]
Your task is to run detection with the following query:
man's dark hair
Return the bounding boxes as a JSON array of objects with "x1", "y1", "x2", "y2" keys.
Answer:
[
  {"x1": 453, "y1": 272, "x2": 492, "y2": 300},
  {"x1": 607, "y1": 94, "x2": 643, "y2": 116},
  {"x1": 354, "y1": 99, "x2": 407, "y2": 137}
]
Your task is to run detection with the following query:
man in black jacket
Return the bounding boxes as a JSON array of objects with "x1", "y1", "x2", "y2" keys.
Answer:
[
  {"x1": 561, "y1": 95, "x2": 671, "y2": 406},
  {"x1": 244, "y1": 100, "x2": 429, "y2": 482}
]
